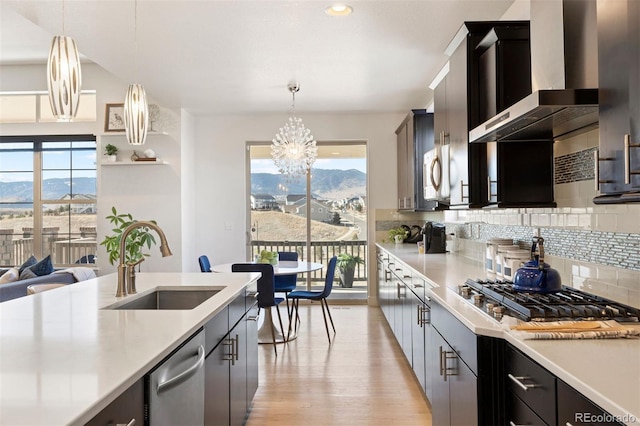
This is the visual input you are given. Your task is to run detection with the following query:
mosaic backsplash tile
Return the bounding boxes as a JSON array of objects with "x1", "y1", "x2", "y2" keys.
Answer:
[{"x1": 554, "y1": 147, "x2": 596, "y2": 184}]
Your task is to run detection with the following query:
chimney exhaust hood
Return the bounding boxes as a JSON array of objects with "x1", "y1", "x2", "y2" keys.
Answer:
[{"x1": 469, "y1": 0, "x2": 599, "y2": 143}]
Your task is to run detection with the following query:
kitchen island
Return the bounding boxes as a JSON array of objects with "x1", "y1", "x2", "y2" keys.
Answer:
[
  {"x1": 377, "y1": 243, "x2": 640, "y2": 424},
  {"x1": 0, "y1": 272, "x2": 259, "y2": 425}
]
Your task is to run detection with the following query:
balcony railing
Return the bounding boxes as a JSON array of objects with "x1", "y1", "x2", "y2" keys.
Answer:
[{"x1": 250, "y1": 240, "x2": 367, "y2": 284}]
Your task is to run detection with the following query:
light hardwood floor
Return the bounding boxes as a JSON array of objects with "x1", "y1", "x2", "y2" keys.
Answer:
[{"x1": 246, "y1": 303, "x2": 432, "y2": 425}]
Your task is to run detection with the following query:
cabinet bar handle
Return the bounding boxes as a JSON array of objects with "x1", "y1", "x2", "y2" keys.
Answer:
[
  {"x1": 247, "y1": 315, "x2": 259, "y2": 321},
  {"x1": 116, "y1": 420, "x2": 136, "y2": 426},
  {"x1": 509, "y1": 422, "x2": 525, "y2": 426},
  {"x1": 439, "y1": 346, "x2": 445, "y2": 376},
  {"x1": 234, "y1": 334, "x2": 240, "y2": 361},
  {"x1": 487, "y1": 176, "x2": 497, "y2": 200},
  {"x1": 460, "y1": 180, "x2": 469, "y2": 202},
  {"x1": 566, "y1": 423, "x2": 575, "y2": 426},
  {"x1": 443, "y1": 351, "x2": 457, "y2": 381},
  {"x1": 507, "y1": 373, "x2": 537, "y2": 391},
  {"x1": 624, "y1": 134, "x2": 640, "y2": 184},
  {"x1": 222, "y1": 338, "x2": 234, "y2": 364},
  {"x1": 594, "y1": 150, "x2": 615, "y2": 190}
]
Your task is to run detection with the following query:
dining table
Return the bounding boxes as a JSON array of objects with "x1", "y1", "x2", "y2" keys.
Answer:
[{"x1": 211, "y1": 260, "x2": 324, "y2": 343}]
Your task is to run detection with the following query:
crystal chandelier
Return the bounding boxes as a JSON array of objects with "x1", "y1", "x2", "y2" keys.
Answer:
[
  {"x1": 47, "y1": 0, "x2": 82, "y2": 121},
  {"x1": 124, "y1": 0, "x2": 149, "y2": 145},
  {"x1": 271, "y1": 83, "x2": 317, "y2": 180}
]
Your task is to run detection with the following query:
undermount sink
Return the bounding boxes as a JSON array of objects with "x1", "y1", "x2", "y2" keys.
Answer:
[{"x1": 103, "y1": 289, "x2": 221, "y2": 310}]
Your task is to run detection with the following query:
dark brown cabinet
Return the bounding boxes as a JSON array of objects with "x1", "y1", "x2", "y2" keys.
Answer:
[
  {"x1": 85, "y1": 379, "x2": 144, "y2": 426},
  {"x1": 396, "y1": 110, "x2": 439, "y2": 211},
  {"x1": 435, "y1": 21, "x2": 553, "y2": 208},
  {"x1": 204, "y1": 290, "x2": 258, "y2": 426},
  {"x1": 594, "y1": 0, "x2": 640, "y2": 203},
  {"x1": 557, "y1": 379, "x2": 624, "y2": 425},
  {"x1": 506, "y1": 343, "x2": 624, "y2": 426},
  {"x1": 429, "y1": 298, "x2": 479, "y2": 425}
]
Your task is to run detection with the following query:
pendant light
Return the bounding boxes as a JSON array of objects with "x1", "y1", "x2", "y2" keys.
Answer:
[
  {"x1": 124, "y1": 0, "x2": 148, "y2": 145},
  {"x1": 47, "y1": 0, "x2": 82, "y2": 121},
  {"x1": 271, "y1": 82, "x2": 317, "y2": 180}
]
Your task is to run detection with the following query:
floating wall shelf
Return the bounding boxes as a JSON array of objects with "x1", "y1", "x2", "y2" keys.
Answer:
[{"x1": 101, "y1": 160, "x2": 169, "y2": 166}]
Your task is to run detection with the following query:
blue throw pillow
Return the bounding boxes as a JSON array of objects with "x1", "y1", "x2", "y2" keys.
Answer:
[
  {"x1": 22, "y1": 255, "x2": 54, "y2": 278},
  {"x1": 19, "y1": 268, "x2": 38, "y2": 280},
  {"x1": 17, "y1": 255, "x2": 37, "y2": 275}
]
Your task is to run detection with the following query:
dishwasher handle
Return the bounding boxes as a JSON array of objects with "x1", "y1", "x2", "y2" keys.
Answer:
[{"x1": 157, "y1": 345, "x2": 205, "y2": 395}]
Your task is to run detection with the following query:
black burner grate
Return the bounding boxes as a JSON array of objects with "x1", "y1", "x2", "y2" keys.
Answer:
[{"x1": 463, "y1": 279, "x2": 640, "y2": 322}]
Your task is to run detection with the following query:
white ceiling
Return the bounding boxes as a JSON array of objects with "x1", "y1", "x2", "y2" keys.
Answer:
[{"x1": 0, "y1": 0, "x2": 515, "y2": 115}]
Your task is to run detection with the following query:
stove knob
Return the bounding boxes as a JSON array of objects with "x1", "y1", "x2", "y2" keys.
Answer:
[
  {"x1": 473, "y1": 294, "x2": 484, "y2": 306},
  {"x1": 493, "y1": 306, "x2": 505, "y2": 320},
  {"x1": 459, "y1": 286, "x2": 472, "y2": 298}
]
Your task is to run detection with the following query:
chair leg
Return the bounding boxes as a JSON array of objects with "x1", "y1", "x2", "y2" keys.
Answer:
[
  {"x1": 322, "y1": 298, "x2": 336, "y2": 333},
  {"x1": 275, "y1": 305, "x2": 286, "y2": 344},
  {"x1": 319, "y1": 298, "x2": 332, "y2": 343},
  {"x1": 269, "y1": 308, "x2": 278, "y2": 357},
  {"x1": 287, "y1": 299, "x2": 296, "y2": 340}
]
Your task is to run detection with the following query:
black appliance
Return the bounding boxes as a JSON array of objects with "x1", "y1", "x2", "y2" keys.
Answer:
[
  {"x1": 457, "y1": 279, "x2": 640, "y2": 323},
  {"x1": 422, "y1": 221, "x2": 446, "y2": 253}
]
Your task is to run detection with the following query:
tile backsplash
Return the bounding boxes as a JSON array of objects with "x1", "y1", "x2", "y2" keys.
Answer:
[{"x1": 375, "y1": 129, "x2": 640, "y2": 308}]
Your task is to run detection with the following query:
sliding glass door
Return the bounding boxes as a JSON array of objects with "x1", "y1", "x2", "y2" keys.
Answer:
[{"x1": 247, "y1": 141, "x2": 367, "y2": 299}]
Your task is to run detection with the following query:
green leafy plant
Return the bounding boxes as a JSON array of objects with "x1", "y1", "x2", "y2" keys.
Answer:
[
  {"x1": 100, "y1": 207, "x2": 157, "y2": 265},
  {"x1": 388, "y1": 227, "x2": 408, "y2": 242},
  {"x1": 104, "y1": 144, "x2": 118, "y2": 156},
  {"x1": 336, "y1": 253, "x2": 365, "y2": 272},
  {"x1": 257, "y1": 250, "x2": 279, "y2": 265}
]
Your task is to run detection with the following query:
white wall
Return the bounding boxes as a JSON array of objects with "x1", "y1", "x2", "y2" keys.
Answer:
[
  {"x1": 191, "y1": 113, "x2": 405, "y2": 282},
  {"x1": 0, "y1": 63, "x2": 185, "y2": 274}
]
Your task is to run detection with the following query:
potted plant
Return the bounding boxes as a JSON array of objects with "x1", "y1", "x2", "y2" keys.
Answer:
[
  {"x1": 104, "y1": 143, "x2": 118, "y2": 162},
  {"x1": 337, "y1": 253, "x2": 365, "y2": 288},
  {"x1": 388, "y1": 227, "x2": 408, "y2": 244},
  {"x1": 100, "y1": 207, "x2": 157, "y2": 266}
]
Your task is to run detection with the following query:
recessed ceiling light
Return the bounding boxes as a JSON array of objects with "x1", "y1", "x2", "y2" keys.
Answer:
[{"x1": 325, "y1": 4, "x2": 353, "y2": 17}]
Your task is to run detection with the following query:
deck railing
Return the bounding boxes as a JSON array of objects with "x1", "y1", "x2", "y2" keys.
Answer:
[
  {"x1": 2, "y1": 235, "x2": 96, "y2": 267},
  {"x1": 250, "y1": 240, "x2": 367, "y2": 283}
]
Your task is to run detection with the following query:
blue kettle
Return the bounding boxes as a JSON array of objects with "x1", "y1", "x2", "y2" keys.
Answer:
[{"x1": 513, "y1": 237, "x2": 562, "y2": 293}]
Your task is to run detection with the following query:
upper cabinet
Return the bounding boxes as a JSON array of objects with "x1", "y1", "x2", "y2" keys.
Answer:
[
  {"x1": 396, "y1": 110, "x2": 442, "y2": 211},
  {"x1": 594, "y1": 0, "x2": 640, "y2": 203},
  {"x1": 433, "y1": 21, "x2": 555, "y2": 208}
]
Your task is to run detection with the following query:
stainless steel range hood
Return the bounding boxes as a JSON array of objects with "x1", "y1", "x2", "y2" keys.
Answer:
[
  {"x1": 469, "y1": 88, "x2": 598, "y2": 143},
  {"x1": 469, "y1": 0, "x2": 599, "y2": 143}
]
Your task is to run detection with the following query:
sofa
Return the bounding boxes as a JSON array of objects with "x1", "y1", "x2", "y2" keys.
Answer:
[{"x1": 0, "y1": 271, "x2": 77, "y2": 302}]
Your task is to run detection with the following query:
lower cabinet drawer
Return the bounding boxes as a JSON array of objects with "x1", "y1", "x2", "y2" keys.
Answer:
[
  {"x1": 506, "y1": 345, "x2": 556, "y2": 425},
  {"x1": 506, "y1": 392, "x2": 547, "y2": 426},
  {"x1": 557, "y1": 379, "x2": 624, "y2": 426}
]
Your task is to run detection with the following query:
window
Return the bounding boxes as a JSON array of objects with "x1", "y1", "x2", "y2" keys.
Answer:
[
  {"x1": 0, "y1": 135, "x2": 97, "y2": 267},
  {"x1": 0, "y1": 92, "x2": 97, "y2": 123},
  {"x1": 248, "y1": 141, "x2": 368, "y2": 299}
]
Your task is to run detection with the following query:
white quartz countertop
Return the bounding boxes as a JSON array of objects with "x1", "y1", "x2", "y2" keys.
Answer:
[
  {"x1": 377, "y1": 243, "x2": 640, "y2": 424},
  {"x1": 0, "y1": 272, "x2": 258, "y2": 426}
]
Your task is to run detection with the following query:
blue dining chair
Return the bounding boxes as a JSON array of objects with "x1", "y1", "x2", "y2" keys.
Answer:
[
  {"x1": 287, "y1": 256, "x2": 337, "y2": 343},
  {"x1": 198, "y1": 255, "x2": 212, "y2": 272},
  {"x1": 232, "y1": 263, "x2": 286, "y2": 356},
  {"x1": 275, "y1": 251, "x2": 298, "y2": 316}
]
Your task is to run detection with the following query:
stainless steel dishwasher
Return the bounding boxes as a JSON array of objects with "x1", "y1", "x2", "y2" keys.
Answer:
[{"x1": 147, "y1": 328, "x2": 205, "y2": 425}]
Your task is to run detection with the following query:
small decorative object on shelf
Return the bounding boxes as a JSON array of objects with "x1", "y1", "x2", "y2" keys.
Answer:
[
  {"x1": 131, "y1": 151, "x2": 140, "y2": 161},
  {"x1": 148, "y1": 104, "x2": 160, "y2": 132},
  {"x1": 134, "y1": 148, "x2": 157, "y2": 162},
  {"x1": 104, "y1": 143, "x2": 118, "y2": 162}
]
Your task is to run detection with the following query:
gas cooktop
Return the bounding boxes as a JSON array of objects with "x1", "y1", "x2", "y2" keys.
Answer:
[{"x1": 458, "y1": 278, "x2": 640, "y2": 323}]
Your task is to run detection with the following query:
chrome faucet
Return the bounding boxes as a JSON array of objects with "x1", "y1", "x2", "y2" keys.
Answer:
[{"x1": 116, "y1": 221, "x2": 173, "y2": 297}]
